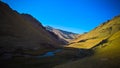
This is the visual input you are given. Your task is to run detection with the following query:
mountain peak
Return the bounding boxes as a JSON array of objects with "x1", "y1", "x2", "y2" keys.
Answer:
[
  {"x1": 45, "y1": 26, "x2": 78, "y2": 43},
  {"x1": 45, "y1": 26, "x2": 54, "y2": 31}
]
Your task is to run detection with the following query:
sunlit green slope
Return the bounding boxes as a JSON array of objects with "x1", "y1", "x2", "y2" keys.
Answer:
[
  {"x1": 67, "y1": 15, "x2": 120, "y2": 49},
  {"x1": 55, "y1": 29, "x2": 120, "y2": 68},
  {"x1": 55, "y1": 15, "x2": 120, "y2": 68}
]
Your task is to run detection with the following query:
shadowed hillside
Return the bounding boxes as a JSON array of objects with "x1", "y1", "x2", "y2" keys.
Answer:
[
  {"x1": 0, "y1": 1, "x2": 64, "y2": 59},
  {"x1": 21, "y1": 14, "x2": 66, "y2": 45},
  {"x1": 0, "y1": 1, "x2": 120, "y2": 68}
]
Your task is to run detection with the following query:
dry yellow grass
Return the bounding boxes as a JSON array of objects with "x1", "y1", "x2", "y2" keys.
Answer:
[
  {"x1": 67, "y1": 37, "x2": 107, "y2": 49},
  {"x1": 55, "y1": 16, "x2": 120, "y2": 68},
  {"x1": 67, "y1": 15, "x2": 120, "y2": 49}
]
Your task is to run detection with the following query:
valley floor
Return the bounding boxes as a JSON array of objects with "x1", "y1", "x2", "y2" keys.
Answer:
[{"x1": 0, "y1": 47, "x2": 93, "y2": 68}]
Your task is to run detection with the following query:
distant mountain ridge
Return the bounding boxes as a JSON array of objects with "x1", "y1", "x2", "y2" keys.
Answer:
[{"x1": 45, "y1": 26, "x2": 78, "y2": 43}]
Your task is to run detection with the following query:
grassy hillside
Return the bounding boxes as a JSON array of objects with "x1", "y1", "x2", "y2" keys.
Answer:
[
  {"x1": 55, "y1": 30, "x2": 120, "y2": 68},
  {"x1": 54, "y1": 16, "x2": 120, "y2": 68},
  {"x1": 0, "y1": 2, "x2": 79, "y2": 68},
  {"x1": 1, "y1": 1, "x2": 120, "y2": 68},
  {"x1": 0, "y1": 1, "x2": 62, "y2": 55},
  {"x1": 67, "y1": 15, "x2": 120, "y2": 49}
]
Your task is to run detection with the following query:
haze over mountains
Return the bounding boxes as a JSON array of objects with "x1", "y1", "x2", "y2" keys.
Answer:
[{"x1": 0, "y1": 1, "x2": 120, "y2": 68}]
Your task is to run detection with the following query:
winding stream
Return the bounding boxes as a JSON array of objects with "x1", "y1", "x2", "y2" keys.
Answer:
[{"x1": 36, "y1": 49, "x2": 62, "y2": 58}]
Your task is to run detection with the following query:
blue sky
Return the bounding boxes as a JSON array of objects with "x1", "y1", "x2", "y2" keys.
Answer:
[{"x1": 2, "y1": 0, "x2": 120, "y2": 33}]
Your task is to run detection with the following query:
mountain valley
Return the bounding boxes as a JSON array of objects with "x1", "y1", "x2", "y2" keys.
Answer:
[{"x1": 0, "y1": 1, "x2": 120, "y2": 68}]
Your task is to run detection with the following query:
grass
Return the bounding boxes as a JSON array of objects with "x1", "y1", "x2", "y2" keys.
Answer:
[
  {"x1": 67, "y1": 37, "x2": 107, "y2": 49},
  {"x1": 54, "y1": 30, "x2": 120, "y2": 68},
  {"x1": 1, "y1": 2, "x2": 120, "y2": 68},
  {"x1": 0, "y1": 47, "x2": 92, "y2": 68}
]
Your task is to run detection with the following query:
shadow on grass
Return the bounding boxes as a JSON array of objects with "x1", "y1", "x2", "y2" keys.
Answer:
[{"x1": 0, "y1": 47, "x2": 94, "y2": 68}]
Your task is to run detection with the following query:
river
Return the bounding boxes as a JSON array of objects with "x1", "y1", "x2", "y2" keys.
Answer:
[{"x1": 36, "y1": 49, "x2": 62, "y2": 58}]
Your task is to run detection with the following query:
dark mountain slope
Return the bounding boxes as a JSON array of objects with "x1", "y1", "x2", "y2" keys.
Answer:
[
  {"x1": 21, "y1": 14, "x2": 66, "y2": 44},
  {"x1": 0, "y1": 1, "x2": 63, "y2": 55}
]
